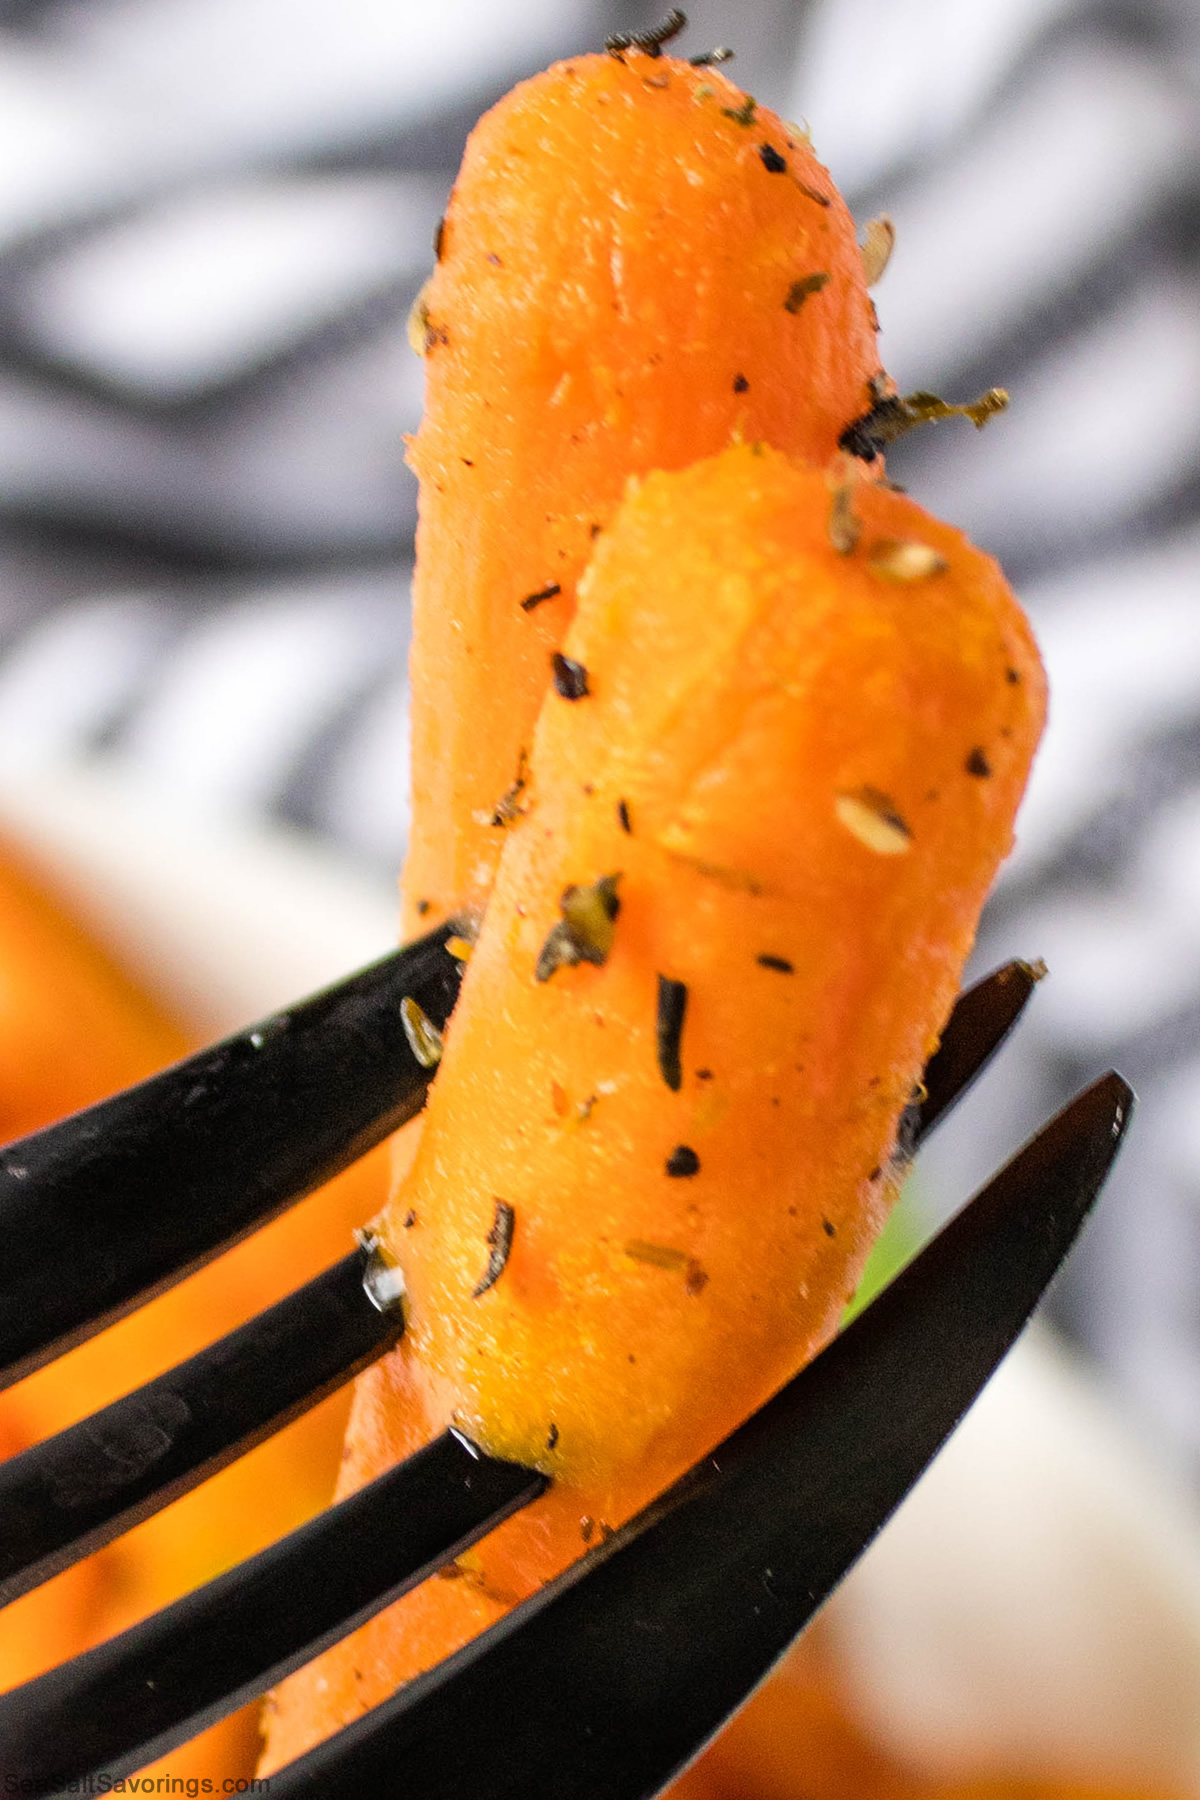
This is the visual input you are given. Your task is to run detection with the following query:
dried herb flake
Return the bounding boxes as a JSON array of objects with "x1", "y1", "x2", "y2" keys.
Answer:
[
  {"x1": 867, "y1": 539, "x2": 948, "y2": 583},
  {"x1": 486, "y1": 747, "x2": 530, "y2": 827},
  {"x1": 722, "y1": 95, "x2": 757, "y2": 126},
  {"x1": 536, "y1": 873, "x2": 622, "y2": 982},
  {"x1": 835, "y1": 788, "x2": 912, "y2": 856},
  {"x1": 784, "y1": 271, "x2": 829, "y2": 313},
  {"x1": 840, "y1": 381, "x2": 1008, "y2": 463},
  {"x1": 605, "y1": 8, "x2": 686, "y2": 57},
  {"x1": 472, "y1": 1200, "x2": 515, "y2": 1298},
  {"x1": 666, "y1": 1144, "x2": 701, "y2": 1178},
  {"x1": 827, "y1": 480, "x2": 860, "y2": 554},
  {"x1": 521, "y1": 581, "x2": 562, "y2": 612},
  {"x1": 656, "y1": 975, "x2": 688, "y2": 1091},
  {"x1": 758, "y1": 142, "x2": 786, "y2": 173},
  {"x1": 400, "y1": 996, "x2": 444, "y2": 1068},
  {"x1": 757, "y1": 953, "x2": 794, "y2": 973},
  {"x1": 859, "y1": 215, "x2": 895, "y2": 286},
  {"x1": 551, "y1": 652, "x2": 590, "y2": 699}
]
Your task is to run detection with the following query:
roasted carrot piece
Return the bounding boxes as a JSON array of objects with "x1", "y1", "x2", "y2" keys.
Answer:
[
  {"x1": 261, "y1": 444, "x2": 1044, "y2": 1767},
  {"x1": 0, "y1": 845, "x2": 394, "y2": 1781},
  {"x1": 401, "y1": 48, "x2": 878, "y2": 935}
]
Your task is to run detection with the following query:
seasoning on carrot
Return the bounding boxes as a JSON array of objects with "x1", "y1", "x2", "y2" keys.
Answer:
[
  {"x1": 400, "y1": 45, "x2": 879, "y2": 936},
  {"x1": 261, "y1": 443, "x2": 1045, "y2": 1770},
  {"x1": 656, "y1": 975, "x2": 688, "y2": 1091}
]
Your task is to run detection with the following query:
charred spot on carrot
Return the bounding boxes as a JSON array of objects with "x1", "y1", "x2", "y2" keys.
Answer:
[
  {"x1": 733, "y1": 372, "x2": 749, "y2": 393},
  {"x1": 472, "y1": 1200, "x2": 516, "y2": 1298},
  {"x1": 966, "y1": 747, "x2": 993, "y2": 778}
]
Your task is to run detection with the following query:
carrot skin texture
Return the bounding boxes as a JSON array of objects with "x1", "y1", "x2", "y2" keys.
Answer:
[
  {"x1": 401, "y1": 50, "x2": 879, "y2": 934},
  {"x1": 262, "y1": 447, "x2": 1045, "y2": 1767}
]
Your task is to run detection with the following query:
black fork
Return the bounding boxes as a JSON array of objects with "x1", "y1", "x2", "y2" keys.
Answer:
[{"x1": 0, "y1": 934, "x2": 1131, "y2": 1796}]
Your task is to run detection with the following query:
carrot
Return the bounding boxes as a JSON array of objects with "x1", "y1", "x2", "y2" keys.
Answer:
[
  {"x1": 0, "y1": 839, "x2": 191, "y2": 1145},
  {"x1": 261, "y1": 444, "x2": 1044, "y2": 1768},
  {"x1": 401, "y1": 47, "x2": 879, "y2": 936},
  {"x1": 668, "y1": 1626, "x2": 1194, "y2": 1800},
  {"x1": 0, "y1": 843, "x2": 396, "y2": 1782}
]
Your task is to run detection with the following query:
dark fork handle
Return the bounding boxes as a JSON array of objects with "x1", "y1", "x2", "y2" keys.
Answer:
[{"x1": 0, "y1": 923, "x2": 464, "y2": 1389}]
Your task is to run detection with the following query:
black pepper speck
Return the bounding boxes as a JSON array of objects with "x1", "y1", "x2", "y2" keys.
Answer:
[
  {"x1": 666, "y1": 1145, "x2": 701, "y2": 1178},
  {"x1": 551, "y1": 652, "x2": 589, "y2": 699}
]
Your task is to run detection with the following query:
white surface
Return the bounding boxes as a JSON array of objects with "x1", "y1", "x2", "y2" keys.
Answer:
[
  {"x1": 25, "y1": 175, "x2": 443, "y2": 398},
  {"x1": 831, "y1": 1328, "x2": 1200, "y2": 1792},
  {"x1": 0, "y1": 763, "x2": 399, "y2": 1036}
]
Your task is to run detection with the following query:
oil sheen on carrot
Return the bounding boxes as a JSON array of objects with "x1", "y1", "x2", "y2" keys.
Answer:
[
  {"x1": 261, "y1": 445, "x2": 1045, "y2": 1768},
  {"x1": 401, "y1": 48, "x2": 879, "y2": 936}
]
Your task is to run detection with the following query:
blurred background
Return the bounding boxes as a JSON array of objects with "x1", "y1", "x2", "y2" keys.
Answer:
[{"x1": 0, "y1": 0, "x2": 1196, "y2": 1487}]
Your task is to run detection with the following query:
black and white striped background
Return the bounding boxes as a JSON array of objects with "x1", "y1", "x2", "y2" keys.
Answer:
[{"x1": 0, "y1": 0, "x2": 1196, "y2": 1472}]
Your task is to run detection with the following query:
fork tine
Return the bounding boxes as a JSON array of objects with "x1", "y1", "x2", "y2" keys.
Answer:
[
  {"x1": 0, "y1": 1430, "x2": 546, "y2": 1795},
  {"x1": 0, "y1": 923, "x2": 463, "y2": 1389},
  {"x1": 0, "y1": 1245, "x2": 403, "y2": 1608},
  {"x1": 0, "y1": 1075, "x2": 1125, "y2": 1797},
  {"x1": 0, "y1": 961, "x2": 1035, "y2": 1609},
  {"x1": 268, "y1": 1072, "x2": 1133, "y2": 1800},
  {"x1": 916, "y1": 957, "x2": 1042, "y2": 1136}
]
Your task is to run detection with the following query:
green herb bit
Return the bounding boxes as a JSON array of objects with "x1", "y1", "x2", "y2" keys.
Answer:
[
  {"x1": 722, "y1": 94, "x2": 757, "y2": 126},
  {"x1": 536, "y1": 873, "x2": 622, "y2": 982},
  {"x1": 784, "y1": 271, "x2": 829, "y2": 313}
]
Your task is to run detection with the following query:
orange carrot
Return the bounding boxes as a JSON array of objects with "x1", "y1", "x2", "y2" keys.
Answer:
[
  {"x1": 401, "y1": 47, "x2": 879, "y2": 936},
  {"x1": 0, "y1": 843, "x2": 395, "y2": 1781},
  {"x1": 262, "y1": 444, "x2": 1044, "y2": 1768}
]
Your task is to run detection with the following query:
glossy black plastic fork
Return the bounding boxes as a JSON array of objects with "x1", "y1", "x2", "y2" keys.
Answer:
[{"x1": 0, "y1": 929, "x2": 1131, "y2": 1798}]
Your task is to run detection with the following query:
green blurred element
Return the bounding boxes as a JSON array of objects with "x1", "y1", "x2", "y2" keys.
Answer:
[{"x1": 842, "y1": 1172, "x2": 926, "y2": 1325}]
